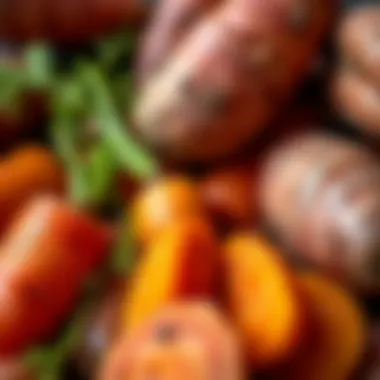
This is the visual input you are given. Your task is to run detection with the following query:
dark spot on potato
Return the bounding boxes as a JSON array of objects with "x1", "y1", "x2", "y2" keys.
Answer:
[
  {"x1": 177, "y1": 9, "x2": 199, "y2": 32},
  {"x1": 179, "y1": 78, "x2": 229, "y2": 119},
  {"x1": 198, "y1": 89, "x2": 229, "y2": 118}
]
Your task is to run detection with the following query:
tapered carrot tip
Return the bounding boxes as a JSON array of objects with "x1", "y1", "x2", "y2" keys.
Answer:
[
  {"x1": 223, "y1": 233, "x2": 307, "y2": 369},
  {"x1": 124, "y1": 217, "x2": 219, "y2": 331}
]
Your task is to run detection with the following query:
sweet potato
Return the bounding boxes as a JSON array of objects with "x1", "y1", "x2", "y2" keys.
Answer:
[
  {"x1": 0, "y1": 195, "x2": 112, "y2": 354},
  {"x1": 132, "y1": 176, "x2": 205, "y2": 245},
  {"x1": 134, "y1": 0, "x2": 335, "y2": 162},
  {"x1": 137, "y1": 0, "x2": 217, "y2": 83},
  {"x1": 0, "y1": 145, "x2": 65, "y2": 234},
  {"x1": 0, "y1": 0, "x2": 147, "y2": 42},
  {"x1": 223, "y1": 233, "x2": 306, "y2": 369},
  {"x1": 124, "y1": 218, "x2": 219, "y2": 330},
  {"x1": 331, "y1": 5, "x2": 380, "y2": 138},
  {"x1": 99, "y1": 302, "x2": 244, "y2": 380},
  {"x1": 260, "y1": 131, "x2": 380, "y2": 293},
  {"x1": 267, "y1": 273, "x2": 366, "y2": 380}
]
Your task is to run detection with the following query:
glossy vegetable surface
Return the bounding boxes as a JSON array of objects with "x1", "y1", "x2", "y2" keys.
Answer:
[
  {"x1": 100, "y1": 302, "x2": 244, "y2": 380},
  {"x1": 0, "y1": 196, "x2": 112, "y2": 354},
  {"x1": 224, "y1": 234, "x2": 306, "y2": 369},
  {"x1": 124, "y1": 217, "x2": 219, "y2": 330},
  {"x1": 134, "y1": 0, "x2": 335, "y2": 162},
  {"x1": 0, "y1": 0, "x2": 147, "y2": 42},
  {"x1": 260, "y1": 132, "x2": 380, "y2": 293}
]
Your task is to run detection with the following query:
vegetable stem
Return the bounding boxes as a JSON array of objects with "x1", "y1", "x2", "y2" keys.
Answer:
[{"x1": 79, "y1": 63, "x2": 159, "y2": 180}]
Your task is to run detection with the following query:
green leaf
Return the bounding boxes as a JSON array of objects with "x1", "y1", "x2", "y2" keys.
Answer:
[
  {"x1": 24, "y1": 44, "x2": 55, "y2": 89},
  {"x1": 78, "y1": 63, "x2": 159, "y2": 181},
  {"x1": 25, "y1": 275, "x2": 107, "y2": 380}
]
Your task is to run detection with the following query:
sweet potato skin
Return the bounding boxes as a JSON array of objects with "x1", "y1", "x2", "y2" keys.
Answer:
[
  {"x1": 0, "y1": 0, "x2": 146, "y2": 42},
  {"x1": 99, "y1": 302, "x2": 244, "y2": 380},
  {"x1": 0, "y1": 196, "x2": 112, "y2": 354},
  {"x1": 260, "y1": 132, "x2": 380, "y2": 293},
  {"x1": 223, "y1": 234, "x2": 307, "y2": 369},
  {"x1": 124, "y1": 218, "x2": 219, "y2": 331},
  {"x1": 134, "y1": 0, "x2": 335, "y2": 162}
]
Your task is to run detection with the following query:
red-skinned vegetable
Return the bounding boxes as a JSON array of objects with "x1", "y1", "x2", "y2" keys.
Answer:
[
  {"x1": 0, "y1": 0, "x2": 147, "y2": 42},
  {"x1": 0, "y1": 195, "x2": 112, "y2": 354},
  {"x1": 134, "y1": 0, "x2": 335, "y2": 162}
]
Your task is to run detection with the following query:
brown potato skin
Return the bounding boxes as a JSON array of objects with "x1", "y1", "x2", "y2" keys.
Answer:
[
  {"x1": 338, "y1": 5, "x2": 380, "y2": 87},
  {"x1": 134, "y1": 0, "x2": 335, "y2": 162},
  {"x1": 332, "y1": 5, "x2": 380, "y2": 137},
  {"x1": 99, "y1": 302, "x2": 244, "y2": 380},
  {"x1": 331, "y1": 67, "x2": 380, "y2": 138},
  {"x1": 260, "y1": 132, "x2": 380, "y2": 293},
  {"x1": 137, "y1": 0, "x2": 218, "y2": 83},
  {"x1": 0, "y1": 0, "x2": 147, "y2": 42}
]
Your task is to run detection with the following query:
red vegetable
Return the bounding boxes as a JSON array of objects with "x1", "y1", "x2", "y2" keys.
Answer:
[
  {"x1": 0, "y1": 195, "x2": 112, "y2": 354},
  {"x1": 0, "y1": 0, "x2": 147, "y2": 42}
]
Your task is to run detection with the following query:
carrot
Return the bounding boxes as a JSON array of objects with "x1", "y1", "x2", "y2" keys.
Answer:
[
  {"x1": 0, "y1": 145, "x2": 65, "y2": 234},
  {"x1": 267, "y1": 273, "x2": 367, "y2": 380},
  {"x1": 223, "y1": 234, "x2": 307, "y2": 369},
  {"x1": 124, "y1": 218, "x2": 219, "y2": 330},
  {"x1": 132, "y1": 176, "x2": 205, "y2": 245}
]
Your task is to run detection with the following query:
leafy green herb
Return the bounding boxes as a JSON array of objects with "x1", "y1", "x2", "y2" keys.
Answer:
[{"x1": 78, "y1": 62, "x2": 159, "y2": 180}]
